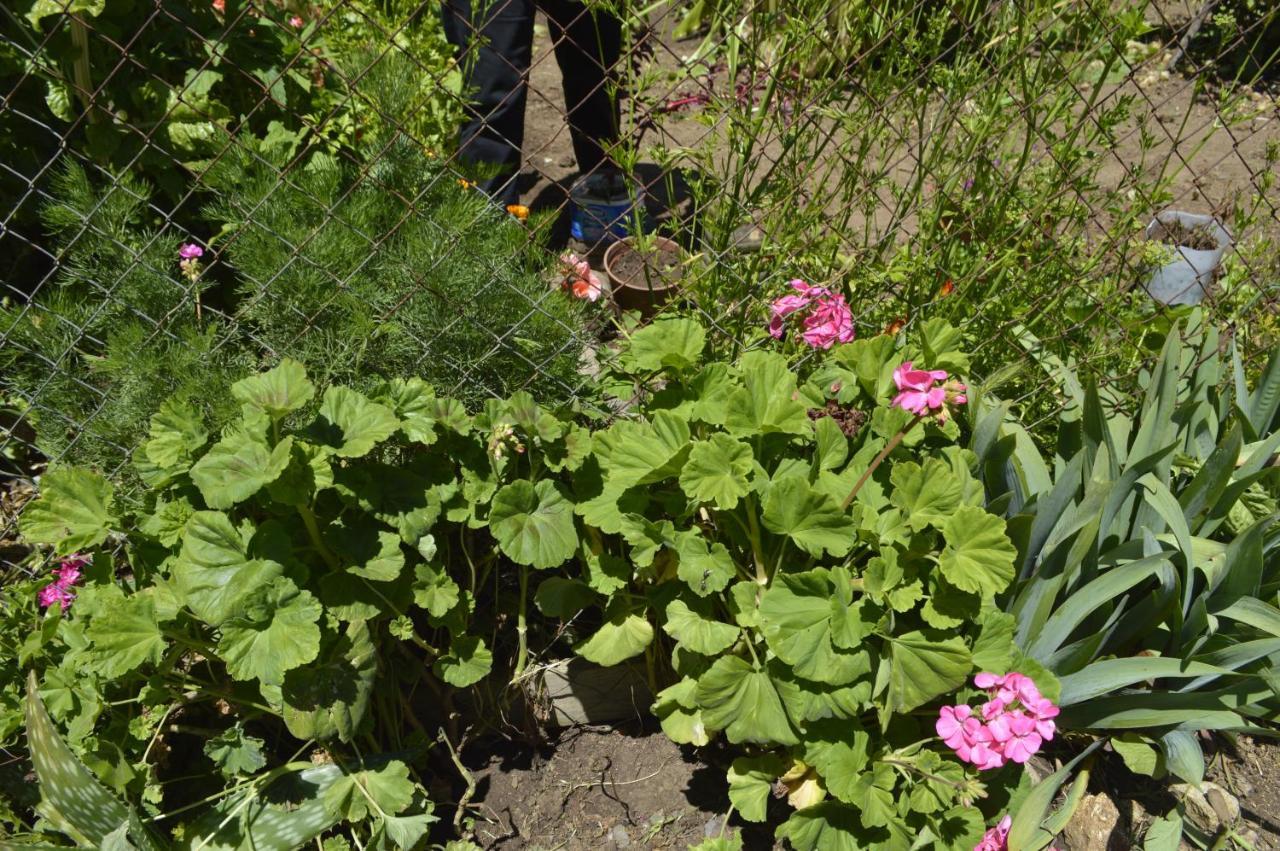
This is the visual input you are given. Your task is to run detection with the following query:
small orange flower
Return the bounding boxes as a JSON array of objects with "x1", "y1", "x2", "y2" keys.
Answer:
[
  {"x1": 506, "y1": 204, "x2": 529, "y2": 222},
  {"x1": 938, "y1": 280, "x2": 955, "y2": 298},
  {"x1": 457, "y1": 178, "x2": 473, "y2": 190},
  {"x1": 885, "y1": 316, "x2": 907, "y2": 336}
]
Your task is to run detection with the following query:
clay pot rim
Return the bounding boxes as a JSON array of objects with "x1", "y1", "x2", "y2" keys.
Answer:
[{"x1": 602, "y1": 235, "x2": 684, "y2": 293}]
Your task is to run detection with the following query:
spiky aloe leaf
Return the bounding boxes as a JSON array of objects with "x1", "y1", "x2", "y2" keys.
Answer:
[
  {"x1": 23, "y1": 670, "x2": 132, "y2": 846},
  {"x1": 180, "y1": 763, "x2": 344, "y2": 851}
]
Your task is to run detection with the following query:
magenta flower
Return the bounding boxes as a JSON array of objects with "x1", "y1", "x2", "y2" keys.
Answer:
[
  {"x1": 766, "y1": 279, "x2": 854, "y2": 349},
  {"x1": 891, "y1": 360, "x2": 967, "y2": 421},
  {"x1": 937, "y1": 672, "x2": 1057, "y2": 770},
  {"x1": 178, "y1": 243, "x2": 204, "y2": 260},
  {"x1": 38, "y1": 555, "x2": 87, "y2": 611},
  {"x1": 975, "y1": 815, "x2": 1011, "y2": 851},
  {"x1": 289, "y1": 14, "x2": 304, "y2": 27}
]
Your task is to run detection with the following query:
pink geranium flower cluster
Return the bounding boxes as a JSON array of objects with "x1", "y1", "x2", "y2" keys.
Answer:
[
  {"x1": 891, "y1": 361, "x2": 967, "y2": 421},
  {"x1": 558, "y1": 252, "x2": 603, "y2": 302},
  {"x1": 936, "y1": 672, "x2": 1059, "y2": 770},
  {"x1": 975, "y1": 815, "x2": 1011, "y2": 851},
  {"x1": 178, "y1": 242, "x2": 204, "y2": 283},
  {"x1": 767, "y1": 280, "x2": 854, "y2": 349},
  {"x1": 38, "y1": 555, "x2": 89, "y2": 611}
]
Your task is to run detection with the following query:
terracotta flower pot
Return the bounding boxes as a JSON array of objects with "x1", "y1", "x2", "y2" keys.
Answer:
[{"x1": 603, "y1": 236, "x2": 684, "y2": 319}]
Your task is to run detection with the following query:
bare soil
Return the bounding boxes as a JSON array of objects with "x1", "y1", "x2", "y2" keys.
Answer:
[{"x1": 463, "y1": 721, "x2": 780, "y2": 850}]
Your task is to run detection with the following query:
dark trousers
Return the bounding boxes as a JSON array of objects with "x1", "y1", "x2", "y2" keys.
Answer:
[{"x1": 442, "y1": 0, "x2": 622, "y2": 206}]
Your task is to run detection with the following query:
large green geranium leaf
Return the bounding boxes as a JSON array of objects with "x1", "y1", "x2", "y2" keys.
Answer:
[
  {"x1": 324, "y1": 761, "x2": 414, "y2": 822},
  {"x1": 282, "y1": 620, "x2": 377, "y2": 743},
  {"x1": 889, "y1": 458, "x2": 962, "y2": 531},
  {"x1": 217, "y1": 577, "x2": 322, "y2": 685},
  {"x1": 695, "y1": 655, "x2": 798, "y2": 745},
  {"x1": 679, "y1": 434, "x2": 754, "y2": 509},
  {"x1": 727, "y1": 754, "x2": 785, "y2": 822},
  {"x1": 85, "y1": 592, "x2": 165, "y2": 678},
  {"x1": 885, "y1": 631, "x2": 971, "y2": 714},
  {"x1": 625, "y1": 317, "x2": 706, "y2": 371},
  {"x1": 432, "y1": 636, "x2": 493, "y2": 687},
  {"x1": 204, "y1": 723, "x2": 267, "y2": 778},
  {"x1": 329, "y1": 519, "x2": 404, "y2": 582},
  {"x1": 489, "y1": 479, "x2": 578, "y2": 569},
  {"x1": 191, "y1": 426, "x2": 294, "y2": 510},
  {"x1": 674, "y1": 529, "x2": 739, "y2": 596},
  {"x1": 760, "y1": 570, "x2": 871, "y2": 685},
  {"x1": 663, "y1": 597, "x2": 740, "y2": 655},
  {"x1": 144, "y1": 398, "x2": 209, "y2": 470},
  {"x1": 412, "y1": 563, "x2": 461, "y2": 618},
  {"x1": 654, "y1": 678, "x2": 710, "y2": 746},
  {"x1": 725, "y1": 351, "x2": 812, "y2": 437},
  {"x1": 775, "y1": 802, "x2": 869, "y2": 851},
  {"x1": 535, "y1": 577, "x2": 597, "y2": 618},
  {"x1": 762, "y1": 477, "x2": 855, "y2": 558},
  {"x1": 576, "y1": 598, "x2": 653, "y2": 666},
  {"x1": 20, "y1": 467, "x2": 117, "y2": 555},
  {"x1": 231, "y1": 358, "x2": 315, "y2": 420},
  {"x1": 139, "y1": 496, "x2": 195, "y2": 547},
  {"x1": 803, "y1": 719, "x2": 871, "y2": 802},
  {"x1": 311, "y1": 387, "x2": 400, "y2": 458},
  {"x1": 173, "y1": 511, "x2": 283, "y2": 626},
  {"x1": 593, "y1": 410, "x2": 691, "y2": 487},
  {"x1": 938, "y1": 506, "x2": 1017, "y2": 597},
  {"x1": 375, "y1": 377, "x2": 439, "y2": 445}
]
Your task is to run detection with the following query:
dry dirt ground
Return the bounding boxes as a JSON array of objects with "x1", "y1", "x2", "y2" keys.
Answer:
[
  {"x1": 459, "y1": 723, "x2": 1280, "y2": 851},
  {"x1": 513, "y1": 8, "x2": 1279, "y2": 254}
]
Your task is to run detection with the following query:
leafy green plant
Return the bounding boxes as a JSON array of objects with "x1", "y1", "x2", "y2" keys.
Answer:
[
  {"x1": 973, "y1": 315, "x2": 1280, "y2": 842},
  {"x1": 2, "y1": 140, "x2": 589, "y2": 481}
]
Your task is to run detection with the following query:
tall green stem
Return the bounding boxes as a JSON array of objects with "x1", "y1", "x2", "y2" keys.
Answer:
[
  {"x1": 841, "y1": 415, "x2": 923, "y2": 511},
  {"x1": 742, "y1": 493, "x2": 768, "y2": 586},
  {"x1": 298, "y1": 505, "x2": 340, "y2": 570},
  {"x1": 513, "y1": 564, "x2": 530, "y2": 680}
]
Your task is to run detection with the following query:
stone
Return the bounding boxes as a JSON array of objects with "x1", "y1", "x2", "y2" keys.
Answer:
[
  {"x1": 1062, "y1": 793, "x2": 1121, "y2": 851},
  {"x1": 1168, "y1": 782, "x2": 1240, "y2": 833},
  {"x1": 607, "y1": 824, "x2": 632, "y2": 847}
]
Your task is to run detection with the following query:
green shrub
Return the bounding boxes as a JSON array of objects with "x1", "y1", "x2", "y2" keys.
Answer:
[{"x1": 2, "y1": 146, "x2": 589, "y2": 481}]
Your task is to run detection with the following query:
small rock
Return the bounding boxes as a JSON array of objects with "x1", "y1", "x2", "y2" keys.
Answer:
[
  {"x1": 1062, "y1": 793, "x2": 1121, "y2": 851},
  {"x1": 607, "y1": 824, "x2": 631, "y2": 848},
  {"x1": 558, "y1": 155, "x2": 575, "y2": 168},
  {"x1": 1169, "y1": 782, "x2": 1239, "y2": 834}
]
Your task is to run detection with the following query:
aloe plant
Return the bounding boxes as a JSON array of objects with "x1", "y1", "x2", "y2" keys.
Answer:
[{"x1": 973, "y1": 315, "x2": 1280, "y2": 802}]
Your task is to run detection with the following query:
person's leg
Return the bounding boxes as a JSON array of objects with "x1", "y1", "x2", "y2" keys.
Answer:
[
  {"x1": 441, "y1": 0, "x2": 535, "y2": 205},
  {"x1": 539, "y1": 0, "x2": 622, "y2": 176}
]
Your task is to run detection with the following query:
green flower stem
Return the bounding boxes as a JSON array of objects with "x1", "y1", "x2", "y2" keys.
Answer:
[
  {"x1": 742, "y1": 493, "x2": 769, "y2": 585},
  {"x1": 841, "y1": 414, "x2": 924, "y2": 511},
  {"x1": 513, "y1": 563, "x2": 530, "y2": 680},
  {"x1": 298, "y1": 504, "x2": 341, "y2": 571}
]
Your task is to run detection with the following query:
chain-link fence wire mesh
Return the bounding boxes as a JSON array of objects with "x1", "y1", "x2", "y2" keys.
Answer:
[{"x1": 2, "y1": 0, "x2": 1278, "y2": 567}]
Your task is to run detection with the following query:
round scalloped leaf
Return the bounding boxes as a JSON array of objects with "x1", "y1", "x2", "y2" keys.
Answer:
[
  {"x1": 762, "y1": 477, "x2": 855, "y2": 558},
  {"x1": 663, "y1": 597, "x2": 740, "y2": 655},
  {"x1": 231, "y1": 358, "x2": 315, "y2": 419},
  {"x1": 432, "y1": 636, "x2": 493, "y2": 687},
  {"x1": 191, "y1": 429, "x2": 294, "y2": 510},
  {"x1": 679, "y1": 434, "x2": 753, "y2": 509},
  {"x1": 938, "y1": 505, "x2": 1017, "y2": 597},
  {"x1": 727, "y1": 754, "x2": 786, "y2": 822},
  {"x1": 489, "y1": 479, "x2": 578, "y2": 569},
  {"x1": 19, "y1": 467, "x2": 117, "y2": 555},
  {"x1": 695, "y1": 656, "x2": 798, "y2": 745},
  {"x1": 312, "y1": 386, "x2": 400, "y2": 458},
  {"x1": 217, "y1": 577, "x2": 323, "y2": 685},
  {"x1": 576, "y1": 598, "x2": 653, "y2": 666},
  {"x1": 172, "y1": 511, "x2": 283, "y2": 626}
]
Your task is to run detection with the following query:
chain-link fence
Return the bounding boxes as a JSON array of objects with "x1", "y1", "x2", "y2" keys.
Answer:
[{"x1": 2, "y1": 0, "x2": 1279, "y2": 561}]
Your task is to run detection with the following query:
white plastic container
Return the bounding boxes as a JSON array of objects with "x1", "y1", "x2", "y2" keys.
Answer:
[{"x1": 1143, "y1": 211, "x2": 1232, "y2": 306}]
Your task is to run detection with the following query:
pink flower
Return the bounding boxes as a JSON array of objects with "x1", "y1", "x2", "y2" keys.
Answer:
[
  {"x1": 975, "y1": 815, "x2": 1011, "y2": 851},
  {"x1": 938, "y1": 672, "x2": 1057, "y2": 770},
  {"x1": 893, "y1": 361, "x2": 948, "y2": 392},
  {"x1": 38, "y1": 555, "x2": 87, "y2": 611},
  {"x1": 766, "y1": 279, "x2": 854, "y2": 348},
  {"x1": 212, "y1": 0, "x2": 225, "y2": 11},
  {"x1": 178, "y1": 243, "x2": 204, "y2": 260},
  {"x1": 891, "y1": 361, "x2": 967, "y2": 420},
  {"x1": 557, "y1": 253, "x2": 603, "y2": 302},
  {"x1": 800, "y1": 293, "x2": 854, "y2": 349},
  {"x1": 288, "y1": 14, "x2": 304, "y2": 27}
]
